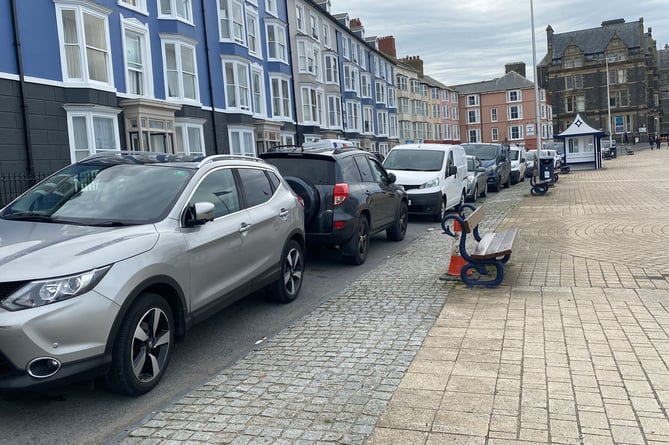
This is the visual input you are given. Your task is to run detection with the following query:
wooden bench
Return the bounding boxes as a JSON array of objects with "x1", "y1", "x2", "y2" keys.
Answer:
[{"x1": 442, "y1": 204, "x2": 518, "y2": 287}]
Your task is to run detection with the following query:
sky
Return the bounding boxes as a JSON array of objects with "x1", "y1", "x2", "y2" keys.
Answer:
[{"x1": 329, "y1": 0, "x2": 669, "y2": 87}]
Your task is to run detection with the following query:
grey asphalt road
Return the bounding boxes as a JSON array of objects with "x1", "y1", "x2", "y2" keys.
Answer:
[{"x1": 0, "y1": 217, "x2": 439, "y2": 445}]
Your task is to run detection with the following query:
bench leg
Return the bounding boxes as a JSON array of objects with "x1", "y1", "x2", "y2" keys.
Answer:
[{"x1": 461, "y1": 261, "x2": 505, "y2": 288}]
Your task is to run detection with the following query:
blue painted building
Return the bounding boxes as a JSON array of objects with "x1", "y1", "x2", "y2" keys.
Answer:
[
  {"x1": 0, "y1": 0, "x2": 399, "y2": 191},
  {"x1": 0, "y1": 0, "x2": 296, "y2": 177}
]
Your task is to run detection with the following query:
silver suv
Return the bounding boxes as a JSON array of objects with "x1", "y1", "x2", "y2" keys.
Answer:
[{"x1": 0, "y1": 152, "x2": 305, "y2": 395}]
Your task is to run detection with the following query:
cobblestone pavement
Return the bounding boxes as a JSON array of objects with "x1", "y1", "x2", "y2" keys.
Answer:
[{"x1": 119, "y1": 147, "x2": 669, "y2": 445}]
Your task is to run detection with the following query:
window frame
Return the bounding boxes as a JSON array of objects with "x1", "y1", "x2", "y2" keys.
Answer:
[
  {"x1": 228, "y1": 126, "x2": 256, "y2": 156},
  {"x1": 162, "y1": 36, "x2": 200, "y2": 103},
  {"x1": 270, "y1": 75, "x2": 291, "y2": 120},
  {"x1": 55, "y1": 2, "x2": 114, "y2": 88},
  {"x1": 174, "y1": 118, "x2": 205, "y2": 156},
  {"x1": 64, "y1": 105, "x2": 121, "y2": 162},
  {"x1": 158, "y1": 0, "x2": 193, "y2": 24},
  {"x1": 265, "y1": 22, "x2": 287, "y2": 63},
  {"x1": 118, "y1": 0, "x2": 148, "y2": 15},
  {"x1": 122, "y1": 17, "x2": 153, "y2": 97},
  {"x1": 222, "y1": 58, "x2": 251, "y2": 112}
]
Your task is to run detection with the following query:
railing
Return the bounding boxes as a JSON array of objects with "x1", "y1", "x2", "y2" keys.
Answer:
[{"x1": 0, "y1": 172, "x2": 49, "y2": 207}]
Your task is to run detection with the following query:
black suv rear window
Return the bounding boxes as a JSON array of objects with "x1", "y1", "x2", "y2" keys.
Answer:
[{"x1": 263, "y1": 158, "x2": 335, "y2": 185}]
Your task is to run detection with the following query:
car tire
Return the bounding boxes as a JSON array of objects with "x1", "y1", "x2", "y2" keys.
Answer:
[
  {"x1": 105, "y1": 293, "x2": 174, "y2": 396},
  {"x1": 271, "y1": 239, "x2": 305, "y2": 303},
  {"x1": 490, "y1": 177, "x2": 500, "y2": 192},
  {"x1": 285, "y1": 176, "x2": 320, "y2": 225},
  {"x1": 471, "y1": 185, "x2": 478, "y2": 202},
  {"x1": 343, "y1": 216, "x2": 370, "y2": 265},
  {"x1": 432, "y1": 198, "x2": 447, "y2": 222},
  {"x1": 386, "y1": 201, "x2": 408, "y2": 242}
]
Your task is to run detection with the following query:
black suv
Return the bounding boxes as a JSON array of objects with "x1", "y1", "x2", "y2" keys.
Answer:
[{"x1": 260, "y1": 147, "x2": 408, "y2": 265}]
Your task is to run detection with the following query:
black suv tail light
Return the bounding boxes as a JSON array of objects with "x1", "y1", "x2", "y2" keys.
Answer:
[{"x1": 333, "y1": 183, "x2": 349, "y2": 206}]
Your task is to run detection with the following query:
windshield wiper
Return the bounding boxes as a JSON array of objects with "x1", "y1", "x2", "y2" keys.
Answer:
[
  {"x1": 2, "y1": 212, "x2": 54, "y2": 222},
  {"x1": 89, "y1": 221, "x2": 136, "y2": 227}
]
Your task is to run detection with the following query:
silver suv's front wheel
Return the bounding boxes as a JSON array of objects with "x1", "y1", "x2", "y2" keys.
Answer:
[{"x1": 105, "y1": 293, "x2": 174, "y2": 395}]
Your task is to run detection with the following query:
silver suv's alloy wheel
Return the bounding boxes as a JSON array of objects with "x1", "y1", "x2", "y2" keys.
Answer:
[
  {"x1": 106, "y1": 293, "x2": 174, "y2": 395},
  {"x1": 131, "y1": 306, "x2": 171, "y2": 383}
]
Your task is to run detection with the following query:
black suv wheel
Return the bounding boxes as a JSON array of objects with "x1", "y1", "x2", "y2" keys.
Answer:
[
  {"x1": 343, "y1": 216, "x2": 370, "y2": 265},
  {"x1": 386, "y1": 201, "x2": 408, "y2": 241}
]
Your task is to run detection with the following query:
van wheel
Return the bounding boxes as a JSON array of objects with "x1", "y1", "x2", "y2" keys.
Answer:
[
  {"x1": 471, "y1": 185, "x2": 478, "y2": 202},
  {"x1": 105, "y1": 293, "x2": 174, "y2": 395},
  {"x1": 343, "y1": 216, "x2": 369, "y2": 265},
  {"x1": 432, "y1": 198, "x2": 447, "y2": 222}
]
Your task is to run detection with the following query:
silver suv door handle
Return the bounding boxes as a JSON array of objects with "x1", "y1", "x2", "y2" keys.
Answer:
[
  {"x1": 239, "y1": 223, "x2": 251, "y2": 234},
  {"x1": 279, "y1": 208, "x2": 290, "y2": 218}
]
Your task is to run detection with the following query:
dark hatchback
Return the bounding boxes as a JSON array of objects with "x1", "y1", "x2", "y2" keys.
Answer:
[{"x1": 260, "y1": 147, "x2": 408, "y2": 265}]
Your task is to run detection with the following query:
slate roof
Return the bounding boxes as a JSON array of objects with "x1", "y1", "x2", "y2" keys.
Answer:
[
  {"x1": 550, "y1": 19, "x2": 642, "y2": 61},
  {"x1": 555, "y1": 113, "x2": 606, "y2": 138},
  {"x1": 453, "y1": 71, "x2": 534, "y2": 95}
]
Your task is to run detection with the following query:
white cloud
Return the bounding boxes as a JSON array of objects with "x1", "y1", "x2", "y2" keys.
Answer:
[{"x1": 330, "y1": 0, "x2": 669, "y2": 86}]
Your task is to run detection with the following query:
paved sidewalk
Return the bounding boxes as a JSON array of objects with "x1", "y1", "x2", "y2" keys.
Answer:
[
  {"x1": 119, "y1": 147, "x2": 669, "y2": 444},
  {"x1": 367, "y1": 147, "x2": 669, "y2": 445}
]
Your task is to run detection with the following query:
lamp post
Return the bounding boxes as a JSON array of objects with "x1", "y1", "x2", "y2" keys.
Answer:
[
  {"x1": 606, "y1": 56, "x2": 613, "y2": 149},
  {"x1": 530, "y1": 0, "x2": 542, "y2": 161}
]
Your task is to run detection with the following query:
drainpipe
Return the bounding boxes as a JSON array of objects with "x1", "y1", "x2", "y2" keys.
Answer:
[
  {"x1": 11, "y1": 0, "x2": 34, "y2": 174},
  {"x1": 284, "y1": 13, "x2": 301, "y2": 144},
  {"x1": 201, "y1": 1, "x2": 220, "y2": 154}
]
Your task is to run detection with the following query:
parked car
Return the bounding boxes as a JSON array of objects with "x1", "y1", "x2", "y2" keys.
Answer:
[
  {"x1": 525, "y1": 150, "x2": 537, "y2": 178},
  {"x1": 509, "y1": 146, "x2": 527, "y2": 184},
  {"x1": 542, "y1": 149, "x2": 562, "y2": 169},
  {"x1": 462, "y1": 143, "x2": 511, "y2": 192},
  {"x1": 602, "y1": 139, "x2": 617, "y2": 159},
  {"x1": 465, "y1": 155, "x2": 488, "y2": 202},
  {"x1": 0, "y1": 152, "x2": 306, "y2": 395},
  {"x1": 260, "y1": 146, "x2": 408, "y2": 265},
  {"x1": 382, "y1": 144, "x2": 468, "y2": 222}
]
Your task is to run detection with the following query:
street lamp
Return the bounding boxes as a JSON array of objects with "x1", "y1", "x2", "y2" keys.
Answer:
[
  {"x1": 606, "y1": 56, "x2": 613, "y2": 149},
  {"x1": 530, "y1": 0, "x2": 541, "y2": 157}
]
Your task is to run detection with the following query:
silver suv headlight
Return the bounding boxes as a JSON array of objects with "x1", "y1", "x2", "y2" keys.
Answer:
[{"x1": 1, "y1": 266, "x2": 111, "y2": 311}]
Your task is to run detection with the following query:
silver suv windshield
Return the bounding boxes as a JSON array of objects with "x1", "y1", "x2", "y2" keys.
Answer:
[
  {"x1": 383, "y1": 149, "x2": 445, "y2": 172},
  {"x1": 2, "y1": 162, "x2": 193, "y2": 225}
]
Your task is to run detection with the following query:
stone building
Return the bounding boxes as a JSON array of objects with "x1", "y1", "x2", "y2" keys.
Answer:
[{"x1": 539, "y1": 18, "x2": 659, "y2": 144}]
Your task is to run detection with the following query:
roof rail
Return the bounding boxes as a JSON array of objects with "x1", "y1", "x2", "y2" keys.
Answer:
[{"x1": 197, "y1": 154, "x2": 264, "y2": 167}]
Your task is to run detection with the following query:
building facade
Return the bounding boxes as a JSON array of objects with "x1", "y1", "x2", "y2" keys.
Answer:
[
  {"x1": 658, "y1": 45, "x2": 669, "y2": 138},
  {"x1": 539, "y1": 18, "x2": 659, "y2": 144},
  {"x1": 0, "y1": 0, "x2": 399, "y2": 183},
  {"x1": 454, "y1": 66, "x2": 552, "y2": 150}
]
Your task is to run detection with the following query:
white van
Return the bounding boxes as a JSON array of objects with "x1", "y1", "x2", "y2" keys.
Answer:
[{"x1": 383, "y1": 144, "x2": 467, "y2": 222}]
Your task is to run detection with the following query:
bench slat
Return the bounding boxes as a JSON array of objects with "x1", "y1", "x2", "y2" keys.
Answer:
[
  {"x1": 470, "y1": 228, "x2": 518, "y2": 260},
  {"x1": 463, "y1": 207, "x2": 485, "y2": 233}
]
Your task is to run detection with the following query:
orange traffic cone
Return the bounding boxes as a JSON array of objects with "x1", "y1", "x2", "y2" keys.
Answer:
[{"x1": 440, "y1": 218, "x2": 466, "y2": 281}]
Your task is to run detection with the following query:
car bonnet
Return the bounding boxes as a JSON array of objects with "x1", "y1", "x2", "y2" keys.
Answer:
[{"x1": 0, "y1": 219, "x2": 159, "y2": 281}]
